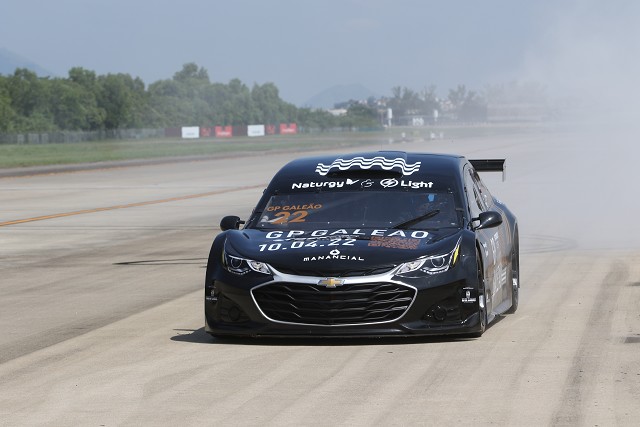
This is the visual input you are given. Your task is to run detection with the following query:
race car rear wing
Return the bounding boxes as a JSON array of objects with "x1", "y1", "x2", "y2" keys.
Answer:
[{"x1": 469, "y1": 159, "x2": 506, "y2": 181}]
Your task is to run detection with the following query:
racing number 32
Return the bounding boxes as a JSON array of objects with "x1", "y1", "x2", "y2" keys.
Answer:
[{"x1": 272, "y1": 210, "x2": 308, "y2": 224}]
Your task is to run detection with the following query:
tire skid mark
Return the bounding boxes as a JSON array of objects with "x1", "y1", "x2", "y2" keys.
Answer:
[
  {"x1": 501, "y1": 252, "x2": 596, "y2": 424},
  {"x1": 521, "y1": 234, "x2": 577, "y2": 254},
  {"x1": 364, "y1": 343, "x2": 481, "y2": 426},
  {"x1": 0, "y1": 184, "x2": 263, "y2": 227},
  {"x1": 206, "y1": 346, "x2": 370, "y2": 424},
  {"x1": 260, "y1": 346, "x2": 379, "y2": 426},
  {"x1": 552, "y1": 259, "x2": 629, "y2": 425}
]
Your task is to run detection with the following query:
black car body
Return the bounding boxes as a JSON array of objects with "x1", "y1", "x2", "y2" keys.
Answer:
[{"x1": 205, "y1": 151, "x2": 519, "y2": 337}]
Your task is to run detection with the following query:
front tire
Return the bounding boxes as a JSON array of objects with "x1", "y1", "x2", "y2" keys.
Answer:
[{"x1": 471, "y1": 250, "x2": 488, "y2": 337}]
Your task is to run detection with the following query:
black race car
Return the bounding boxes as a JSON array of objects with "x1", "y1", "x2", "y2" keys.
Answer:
[{"x1": 205, "y1": 151, "x2": 519, "y2": 338}]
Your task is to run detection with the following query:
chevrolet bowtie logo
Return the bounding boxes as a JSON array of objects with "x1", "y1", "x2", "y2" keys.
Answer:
[{"x1": 317, "y1": 277, "x2": 345, "y2": 288}]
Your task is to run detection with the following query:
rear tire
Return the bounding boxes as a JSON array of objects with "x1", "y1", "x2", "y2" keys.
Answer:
[{"x1": 506, "y1": 231, "x2": 520, "y2": 314}]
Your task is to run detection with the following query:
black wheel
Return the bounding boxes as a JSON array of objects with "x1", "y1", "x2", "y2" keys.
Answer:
[
  {"x1": 471, "y1": 249, "x2": 489, "y2": 337},
  {"x1": 506, "y1": 231, "x2": 520, "y2": 314}
]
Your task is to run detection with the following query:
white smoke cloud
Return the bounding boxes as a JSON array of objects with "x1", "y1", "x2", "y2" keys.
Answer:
[{"x1": 521, "y1": 1, "x2": 640, "y2": 114}]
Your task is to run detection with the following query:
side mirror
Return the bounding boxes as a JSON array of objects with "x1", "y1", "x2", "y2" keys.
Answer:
[
  {"x1": 220, "y1": 215, "x2": 245, "y2": 231},
  {"x1": 474, "y1": 211, "x2": 502, "y2": 230}
]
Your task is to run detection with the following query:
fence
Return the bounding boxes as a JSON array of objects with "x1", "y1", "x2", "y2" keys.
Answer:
[
  {"x1": 0, "y1": 128, "x2": 166, "y2": 145},
  {"x1": 0, "y1": 124, "x2": 385, "y2": 145}
]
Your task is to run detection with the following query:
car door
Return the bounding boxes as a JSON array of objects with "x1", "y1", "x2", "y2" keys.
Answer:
[{"x1": 463, "y1": 165, "x2": 501, "y2": 316}]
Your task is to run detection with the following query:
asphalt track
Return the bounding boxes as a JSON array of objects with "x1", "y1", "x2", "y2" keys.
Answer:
[{"x1": 1, "y1": 128, "x2": 639, "y2": 426}]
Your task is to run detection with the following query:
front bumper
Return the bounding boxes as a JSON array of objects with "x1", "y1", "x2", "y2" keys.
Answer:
[{"x1": 205, "y1": 262, "x2": 483, "y2": 338}]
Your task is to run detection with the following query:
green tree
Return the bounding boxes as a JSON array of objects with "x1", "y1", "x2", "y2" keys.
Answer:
[
  {"x1": 202, "y1": 82, "x2": 230, "y2": 125},
  {"x1": 340, "y1": 103, "x2": 378, "y2": 128},
  {"x1": 61, "y1": 67, "x2": 106, "y2": 129},
  {"x1": 147, "y1": 79, "x2": 192, "y2": 126},
  {"x1": 6, "y1": 69, "x2": 58, "y2": 131},
  {"x1": 447, "y1": 84, "x2": 468, "y2": 110},
  {"x1": 49, "y1": 78, "x2": 105, "y2": 130},
  {"x1": 250, "y1": 82, "x2": 298, "y2": 125},
  {"x1": 295, "y1": 107, "x2": 337, "y2": 130},
  {"x1": 0, "y1": 76, "x2": 17, "y2": 132},
  {"x1": 68, "y1": 67, "x2": 98, "y2": 88},
  {"x1": 1, "y1": 62, "x2": 396, "y2": 133},
  {"x1": 147, "y1": 63, "x2": 217, "y2": 126},
  {"x1": 7, "y1": 68, "x2": 47, "y2": 118},
  {"x1": 225, "y1": 78, "x2": 257, "y2": 125},
  {"x1": 251, "y1": 82, "x2": 281, "y2": 124},
  {"x1": 449, "y1": 85, "x2": 487, "y2": 122},
  {"x1": 389, "y1": 86, "x2": 422, "y2": 116},
  {"x1": 173, "y1": 62, "x2": 210, "y2": 84},
  {"x1": 387, "y1": 86, "x2": 439, "y2": 123},
  {"x1": 98, "y1": 73, "x2": 146, "y2": 128}
]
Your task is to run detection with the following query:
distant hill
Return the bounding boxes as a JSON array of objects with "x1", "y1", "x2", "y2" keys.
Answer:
[
  {"x1": 304, "y1": 84, "x2": 379, "y2": 109},
  {"x1": 0, "y1": 48, "x2": 54, "y2": 76}
]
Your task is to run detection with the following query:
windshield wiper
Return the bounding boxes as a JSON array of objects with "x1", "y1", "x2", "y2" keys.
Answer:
[{"x1": 391, "y1": 209, "x2": 440, "y2": 229}]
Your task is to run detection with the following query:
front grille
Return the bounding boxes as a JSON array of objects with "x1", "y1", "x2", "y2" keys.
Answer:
[
  {"x1": 252, "y1": 281, "x2": 415, "y2": 325},
  {"x1": 273, "y1": 265, "x2": 395, "y2": 278}
]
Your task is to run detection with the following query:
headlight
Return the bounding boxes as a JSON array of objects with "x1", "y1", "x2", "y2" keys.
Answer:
[
  {"x1": 222, "y1": 246, "x2": 271, "y2": 275},
  {"x1": 394, "y1": 237, "x2": 461, "y2": 277}
]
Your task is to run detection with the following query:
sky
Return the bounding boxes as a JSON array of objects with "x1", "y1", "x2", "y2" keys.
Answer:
[{"x1": 1, "y1": 0, "x2": 639, "y2": 106}]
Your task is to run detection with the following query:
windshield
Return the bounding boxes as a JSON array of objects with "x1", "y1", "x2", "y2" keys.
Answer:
[{"x1": 254, "y1": 191, "x2": 462, "y2": 230}]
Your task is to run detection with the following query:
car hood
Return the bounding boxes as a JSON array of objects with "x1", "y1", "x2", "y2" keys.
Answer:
[{"x1": 225, "y1": 228, "x2": 463, "y2": 274}]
